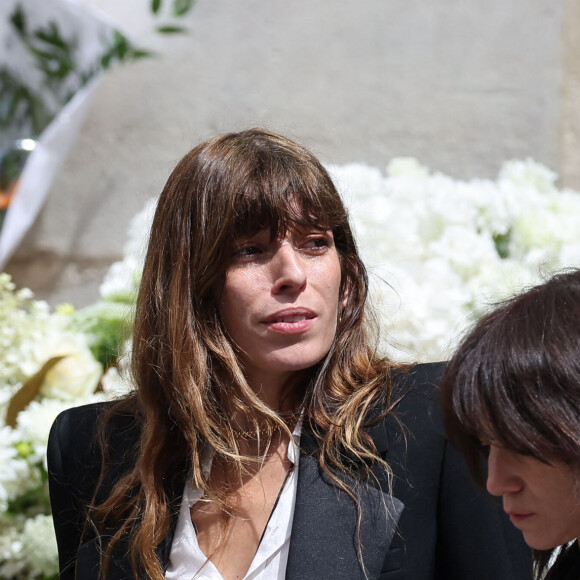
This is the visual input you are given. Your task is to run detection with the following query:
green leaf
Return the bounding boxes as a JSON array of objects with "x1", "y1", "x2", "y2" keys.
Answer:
[
  {"x1": 35, "y1": 22, "x2": 69, "y2": 50},
  {"x1": 173, "y1": 0, "x2": 195, "y2": 17},
  {"x1": 10, "y1": 4, "x2": 27, "y2": 35},
  {"x1": 493, "y1": 230, "x2": 512, "y2": 259},
  {"x1": 5, "y1": 356, "x2": 67, "y2": 428},
  {"x1": 151, "y1": 0, "x2": 162, "y2": 14},
  {"x1": 7, "y1": 481, "x2": 51, "y2": 516},
  {"x1": 101, "y1": 52, "x2": 112, "y2": 69},
  {"x1": 131, "y1": 49, "x2": 154, "y2": 60},
  {"x1": 156, "y1": 25, "x2": 187, "y2": 34}
]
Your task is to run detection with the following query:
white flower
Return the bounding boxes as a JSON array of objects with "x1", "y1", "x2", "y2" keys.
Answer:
[
  {"x1": 0, "y1": 428, "x2": 30, "y2": 512},
  {"x1": 100, "y1": 197, "x2": 157, "y2": 300},
  {"x1": 21, "y1": 514, "x2": 59, "y2": 578},
  {"x1": 386, "y1": 157, "x2": 430, "y2": 178},
  {"x1": 38, "y1": 333, "x2": 103, "y2": 401},
  {"x1": 0, "y1": 521, "x2": 26, "y2": 578},
  {"x1": 337, "y1": 158, "x2": 580, "y2": 361},
  {"x1": 14, "y1": 399, "x2": 77, "y2": 465},
  {"x1": 0, "y1": 275, "x2": 52, "y2": 389},
  {"x1": 498, "y1": 158, "x2": 558, "y2": 194},
  {"x1": 101, "y1": 366, "x2": 134, "y2": 397}
]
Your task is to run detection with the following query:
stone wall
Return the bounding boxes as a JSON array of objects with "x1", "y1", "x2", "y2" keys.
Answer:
[{"x1": 6, "y1": 0, "x2": 578, "y2": 306}]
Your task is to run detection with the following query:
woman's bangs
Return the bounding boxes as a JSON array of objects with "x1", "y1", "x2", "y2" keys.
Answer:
[
  {"x1": 231, "y1": 178, "x2": 336, "y2": 240},
  {"x1": 458, "y1": 373, "x2": 551, "y2": 461}
]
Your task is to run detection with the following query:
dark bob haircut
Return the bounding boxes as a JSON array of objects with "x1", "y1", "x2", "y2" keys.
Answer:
[{"x1": 442, "y1": 268, "x2": 580, "y2": 486}]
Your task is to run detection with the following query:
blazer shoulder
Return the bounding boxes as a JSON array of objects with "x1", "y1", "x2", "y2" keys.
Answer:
[
  {"x1": 392, "y1": 361, "x2": 447, "y2": 394},
  {"x1": 48, "y1": 399, "x2": 141, "y2": 499},
  {"x1": 390, "y1": 361, "x2": 447, "y2": 417},
  {"x1": 48, "y1": 402, "x2": 107, "y2": 472},
  {"x1": 49, "y1": 400, "x2": 134, "y2": 456}
]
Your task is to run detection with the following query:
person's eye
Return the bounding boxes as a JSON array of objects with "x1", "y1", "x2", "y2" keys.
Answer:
[
  {"x1": 302, "y1": 234, "x2": 333, "y2": 252},
  {"x1": 233, "y1": 245, "x2": 262, "y2": 259},
  {"x1": 478, "y1": 438, "x2": 496, "y2": 457}
]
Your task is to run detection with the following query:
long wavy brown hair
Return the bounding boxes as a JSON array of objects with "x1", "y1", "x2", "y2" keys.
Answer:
[{"x1": 90, "y1": 128, "x2": 399, "y2": 579}]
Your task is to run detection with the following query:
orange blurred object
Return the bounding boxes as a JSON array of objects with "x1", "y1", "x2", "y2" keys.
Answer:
[{"x1": 0, "y1": 180, "x2": 19, "y2": 211}]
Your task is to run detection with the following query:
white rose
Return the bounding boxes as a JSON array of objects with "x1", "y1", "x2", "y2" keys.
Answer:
[{"x1": 39, "y1": 334, "x2": 103, "y2": 401}]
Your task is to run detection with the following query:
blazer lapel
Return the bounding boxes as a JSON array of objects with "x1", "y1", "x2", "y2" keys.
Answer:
[{"x1": 286, "y1": 424, "x2": 404, "y2": 579}]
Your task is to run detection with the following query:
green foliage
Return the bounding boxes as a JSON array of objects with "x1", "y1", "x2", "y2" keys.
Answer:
[
  {"x1": 7, "y1": 473, "x2": 50, "y2": 517},
  {"x1": 0, "y1": 142, "x2": 33, "y2": 190},
  {"x1": 100, "y1": 30, "x2": 153, "y2": 69},
  {"x1": 0, "y1": 68, "x2": 52, "y2": 137},
  {"x1": 153, "y1": 0, "x2": 195, "y2": 33},
  {"x1": 173, "y1": 0, "x2": 196, "y2": 17},
  {"x1": 493, "y1": 230, "x2": 512, "y2": 259},
  {"x1": 71, "y1": 301, "x2": 135, "y2": 368},
  {"x1": 156, "y1": 25, "x2": 188, "y2": 34},
  {"x1": 1, "y1": 4, "x2": 138, "y2": 140},
  {"x1": 9, "y1": 4, "x2": 26, "y2": 33},
  {"x1": 1, "y1": 0, "x2": 196, "y2": 142},
  {"x1": 25, "y1": 22, "x2": 76, "y2": 86},
  {"x1": 150, "y1": 0, "x2": 196, "y2": 18}
]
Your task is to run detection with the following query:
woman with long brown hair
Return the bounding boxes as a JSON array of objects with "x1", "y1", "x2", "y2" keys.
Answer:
[{"x1": 48, "y1": 128, "x2": 531, "y2": 579}]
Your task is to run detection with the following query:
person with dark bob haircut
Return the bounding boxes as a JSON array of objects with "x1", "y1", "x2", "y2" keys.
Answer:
[
  {"x1": 442, "y1": 269, "x2": 580, "y2": 580},
  {"x1": 48, "y1": 129, "x2": 531, "y2": 580}
]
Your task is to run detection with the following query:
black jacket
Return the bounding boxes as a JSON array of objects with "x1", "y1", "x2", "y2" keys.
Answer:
[{"x1": 47, "y1": 362, "x2": 533, "y2": 579}]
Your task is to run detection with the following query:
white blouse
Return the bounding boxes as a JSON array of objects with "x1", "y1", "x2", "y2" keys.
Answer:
[{"x1": 165, "y1": 426, "x2": 301, "y2": 580}]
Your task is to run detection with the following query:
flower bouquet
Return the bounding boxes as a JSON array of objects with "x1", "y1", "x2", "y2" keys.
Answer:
[{"x1": 0, "y1": 274, "x2": 133, "y2": 578}]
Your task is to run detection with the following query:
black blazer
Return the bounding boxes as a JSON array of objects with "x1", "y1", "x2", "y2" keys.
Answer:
[{"x1": 47, "y1": 362, "x2": 533, "y2": 579}]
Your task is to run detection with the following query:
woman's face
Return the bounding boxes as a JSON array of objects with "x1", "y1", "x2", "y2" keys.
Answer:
[
  {"x1": 486, "y1": 444, "x2": 580, "y2": 550},
  {"x1": 218, "y1": 226, "x2": 342, "y2": 395}
]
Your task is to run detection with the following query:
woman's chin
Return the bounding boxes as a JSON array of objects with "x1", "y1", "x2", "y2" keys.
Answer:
[{"x1": 523, "y1": 533, "x2": 576, "y2": 552}]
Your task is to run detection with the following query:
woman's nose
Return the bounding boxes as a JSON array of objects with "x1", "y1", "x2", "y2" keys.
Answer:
[
  {"x1": 271, "y1": 243, "x2": 307, "y2": 294},
  {"x1": 486, "y1": 445, "x2": 523, "y2": 497}
]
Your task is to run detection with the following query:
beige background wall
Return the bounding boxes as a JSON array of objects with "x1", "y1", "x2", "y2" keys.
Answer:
[
  {"x1": 6, "y1": 0, "x2": 579, "y2": 306},
  {"x1": 562, "y1": 0, "x2": 580, "y2": 188}
]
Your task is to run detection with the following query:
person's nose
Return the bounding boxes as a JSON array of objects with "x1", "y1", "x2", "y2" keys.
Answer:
[
  {"x1": 486, "y1": 445, "x2": 524, "y2": 497},
  {"x1": 271, "y1": 243, "x2": 307, "y2": 295}
]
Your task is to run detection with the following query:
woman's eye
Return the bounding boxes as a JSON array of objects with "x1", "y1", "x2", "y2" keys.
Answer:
[
  {"x1": 478, "y1": 439, "x2": 495, "y2": 457},
  {"x1": 233, "y1": 245, "x2": 262, "y2": 259},
  {"x1": 303, "y1": 235, "x2": 332, "y2": 251}
]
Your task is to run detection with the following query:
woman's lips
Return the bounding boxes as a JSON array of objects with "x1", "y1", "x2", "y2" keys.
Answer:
[
  {"x1": 506, "y1": 512, "x2": 535, "y2": 525},
  {"x1": 262, "y1": 308, "x2": 316, "y2": 333}
]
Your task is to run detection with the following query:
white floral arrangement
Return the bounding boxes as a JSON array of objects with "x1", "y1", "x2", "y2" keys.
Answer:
[
  {"x1": 1, "y1": 158, "x2": 580, "y2": 578},
  {"x1": 0, "y1": 274, "x2": 133, "y2": 579},
  {"x1": 328, "y1": 158, "x2": 580, "y2": 360}
]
